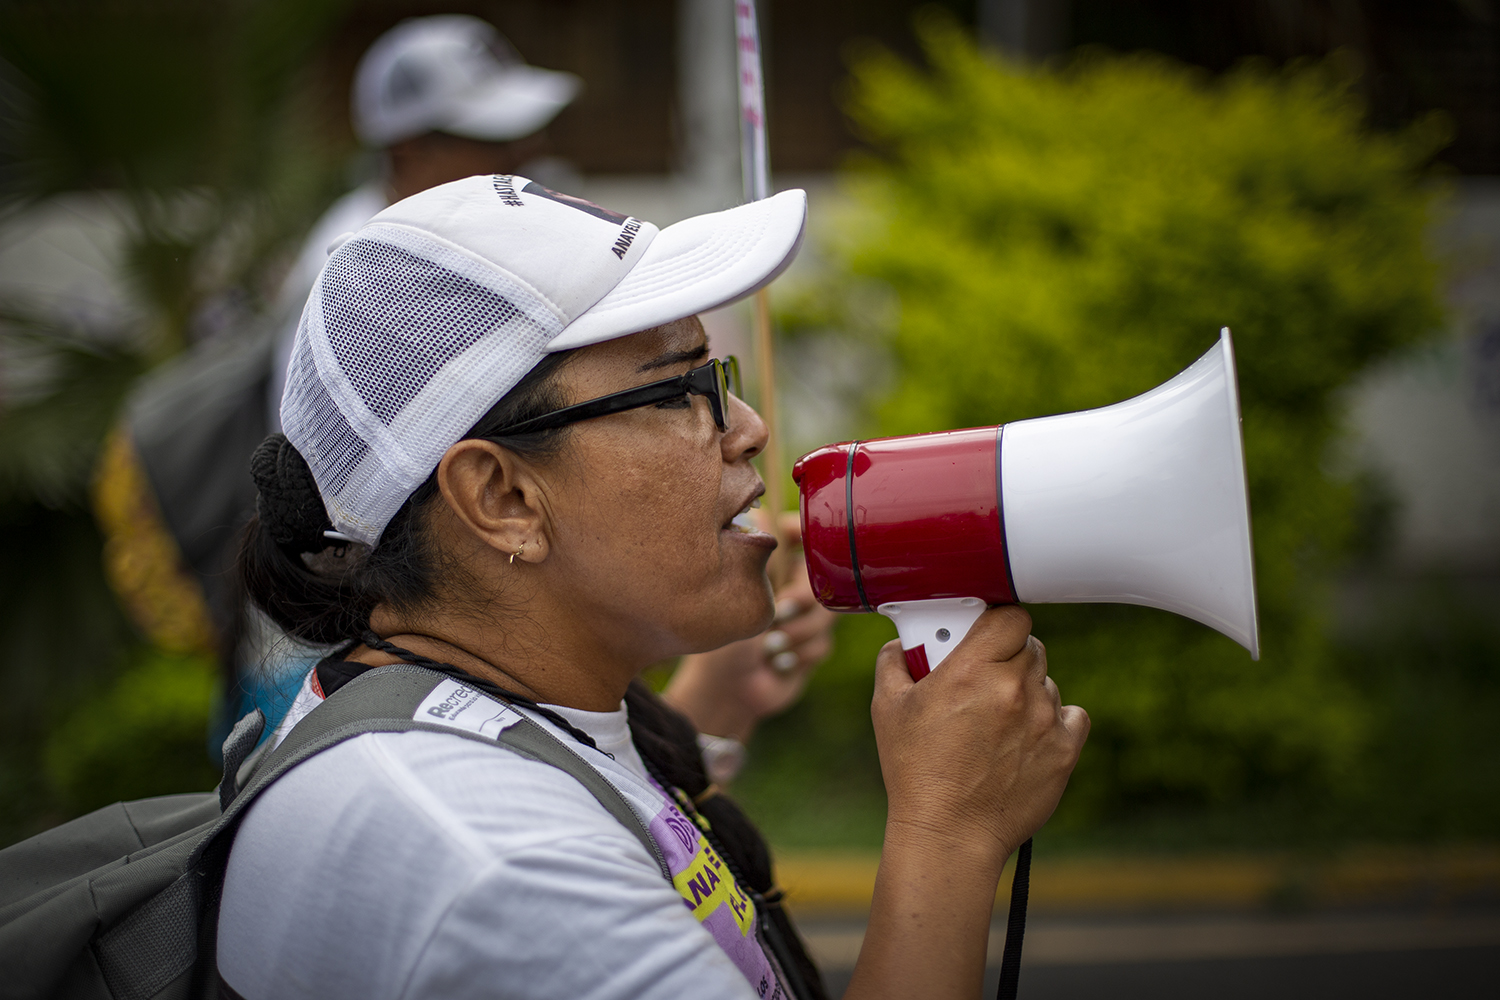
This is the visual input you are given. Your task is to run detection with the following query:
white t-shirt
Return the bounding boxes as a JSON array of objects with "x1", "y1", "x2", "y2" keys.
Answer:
[{"x1": 217, "y1": 668, "x2": 791, "y2": 1000}]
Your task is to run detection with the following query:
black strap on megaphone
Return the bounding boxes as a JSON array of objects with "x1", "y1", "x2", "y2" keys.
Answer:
[{"x1": 996, "y1": 837, "x2": 1033, "y2": 1000}]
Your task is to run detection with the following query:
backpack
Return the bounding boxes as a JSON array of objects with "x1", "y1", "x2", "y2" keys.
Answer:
[{"x1": 0, "y1": 664, "x2": 676, "y2": 1000}]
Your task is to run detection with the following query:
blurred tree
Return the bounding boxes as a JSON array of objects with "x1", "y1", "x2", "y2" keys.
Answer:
[
  {"x1": 0, "y1": 0, "x2": 354, "y2": 845},
  {"x1": 744, "y1": 16, "x2": 1449, "y2": 843}
]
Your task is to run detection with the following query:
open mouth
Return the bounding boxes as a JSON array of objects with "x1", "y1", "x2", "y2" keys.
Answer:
[{"x1": 726, "y1": 495, "x2": 762, "y2": 533}]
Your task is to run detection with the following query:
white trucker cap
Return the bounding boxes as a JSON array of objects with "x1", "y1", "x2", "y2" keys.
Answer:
[
  {"x1": 353, "y1": 15, "x2": 580, "y2": 148},
  {"x1": 282, "y1": 174, "x2": 807, "y2": 547}
]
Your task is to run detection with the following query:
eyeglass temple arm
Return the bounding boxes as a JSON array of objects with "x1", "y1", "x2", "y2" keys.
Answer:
[{"x1": 484, "y1": 379, "x2": 686, "y2": 439}]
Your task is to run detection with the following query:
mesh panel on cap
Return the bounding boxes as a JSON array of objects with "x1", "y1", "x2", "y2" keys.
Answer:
[
  {"x1": 282, "y1": 223, "x2": 563, "y2": 546},
  {"x1": 283, "y1": 325, "x2": 369, "y2": 502},
  {"x1": 319, "y1": 235, "x2": 538, "y2": 423}
]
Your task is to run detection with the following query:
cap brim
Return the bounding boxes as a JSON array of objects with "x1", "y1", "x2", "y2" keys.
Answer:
[
  {"x1": 547, "y1": 189, "x2": 807, "y2": 351},
  {"x1": 443, "y1": 66, "x2": 581, "y2": 142}
]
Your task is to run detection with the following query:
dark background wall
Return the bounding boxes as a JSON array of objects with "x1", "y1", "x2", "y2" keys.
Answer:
[
  {"x1": 296, "y1": 1, "x2": 1498, "y2": 175},
  {"x1": 1067, "y1": 0, "x2": 1500, "y2": 175}
]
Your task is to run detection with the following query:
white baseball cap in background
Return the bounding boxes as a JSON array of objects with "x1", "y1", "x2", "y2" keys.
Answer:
[
  {"x1": 352, "y1": 15, "x2": 581, "y2": 148},
  {"x1": 283, "y1": 175, "x2": 807, "y2": 547}
]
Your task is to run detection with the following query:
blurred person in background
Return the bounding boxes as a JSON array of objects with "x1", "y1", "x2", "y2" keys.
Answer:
[
  {"x1": 97, "y1": 13, "x2": 833, "y2": 773},
  {"x1": 264, "y1": 14, "x2": 585, "y2": 416}
]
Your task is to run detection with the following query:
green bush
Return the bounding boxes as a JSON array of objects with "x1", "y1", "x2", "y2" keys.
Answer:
[
  {"x1": 744, "y1": 21, "x2": 1449, "y2": 841},
  {"x1": 44, "y1": 649, "x2": 220, "y2": 815}
]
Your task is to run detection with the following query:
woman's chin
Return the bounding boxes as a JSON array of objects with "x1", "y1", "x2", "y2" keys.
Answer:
[{"x1": 701, "y1": 577, "x2": 777, "y2": 646}]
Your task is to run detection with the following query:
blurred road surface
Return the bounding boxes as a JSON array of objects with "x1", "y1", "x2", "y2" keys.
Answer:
[{"x1": 802, "y1": 908, "x2": 1500, "y2": 998}]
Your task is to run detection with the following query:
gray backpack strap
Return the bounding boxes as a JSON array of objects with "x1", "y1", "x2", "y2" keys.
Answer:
[
  {"x1": 218, "y1": 710, "x2": 265, "y2": 811},
  {"x1": 494, "y1": 718, "x2": 672, "y2": 881},
  {"x1": 217, "y1": 665, "x2": 671, "y2": 882}
]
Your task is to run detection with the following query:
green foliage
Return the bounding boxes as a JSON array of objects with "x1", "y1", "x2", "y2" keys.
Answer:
[
  {"x1": 1, "y1": 0, "x2": 357, "y2": 356},
  {"x1": 0, "y1": 0, "x2": 361, "y2": 501},
  {"x1": 1331, "y1": 586, "x2": 1500, "y2": 840},
  {"x1": 1021, "y1": 586, "x2": 1500, "y2": 851},
  {"x1": 767, "y1": 20, "x2": 1449, "y2": 836},
  {"x1": 0, "y1": 0, "x2": 358, "y2": 845},
  {"x1": 44, "y1": 650, "x2": 220, "y2": 814},
  {"x1": 0, "y1": 0, "x2": 353, "y2": 189},
  {"x1": 734, "y1": 614, "x2": 895, "y2": 849}
]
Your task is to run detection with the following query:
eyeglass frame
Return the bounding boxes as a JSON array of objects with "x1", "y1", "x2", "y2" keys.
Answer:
[{"x1": 480, "y1": 356, "x2": 742, "y2": 439}]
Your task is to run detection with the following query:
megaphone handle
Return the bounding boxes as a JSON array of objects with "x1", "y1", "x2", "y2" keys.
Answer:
[{"x1": 876, "y1": 597, "x2": 988, "y2": 681}]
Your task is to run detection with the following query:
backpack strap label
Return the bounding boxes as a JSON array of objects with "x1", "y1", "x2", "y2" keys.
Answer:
[{"x1": 413, "y1": 678, "x2": 523, "y2": 739}]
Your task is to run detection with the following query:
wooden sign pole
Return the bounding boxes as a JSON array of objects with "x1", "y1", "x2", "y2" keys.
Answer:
[{"x1": 735, "y1": 0, "x2": 790, "y2": 581}]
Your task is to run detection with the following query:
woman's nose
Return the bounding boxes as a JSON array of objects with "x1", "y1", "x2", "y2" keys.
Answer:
[{"x1": 723, "y1": 392, "x2": 768, "y2": 462}]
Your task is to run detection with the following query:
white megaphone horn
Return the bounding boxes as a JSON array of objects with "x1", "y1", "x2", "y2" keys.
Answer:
[{"x1": 793, "y1": 328, "x2": 1259, "y2": 680}]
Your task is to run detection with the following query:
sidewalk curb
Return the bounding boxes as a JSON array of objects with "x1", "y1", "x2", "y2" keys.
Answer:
[{"x1": 774, "y1": 846, "x2": 1500, "y2": 914}]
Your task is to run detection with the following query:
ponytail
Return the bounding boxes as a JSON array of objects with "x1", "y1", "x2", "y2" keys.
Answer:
[{"x1": 239, "y1": 349, "x2": 577, "y2": 645}]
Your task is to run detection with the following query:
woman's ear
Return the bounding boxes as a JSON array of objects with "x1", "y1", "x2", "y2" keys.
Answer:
[{"x1": 435, "y1": 440, "x2": 551, "y2": 564}]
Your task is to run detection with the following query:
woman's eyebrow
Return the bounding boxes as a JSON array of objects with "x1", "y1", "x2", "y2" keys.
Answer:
[{"x1": 638, "y1": 343, "x2": 709, "y2": 373}]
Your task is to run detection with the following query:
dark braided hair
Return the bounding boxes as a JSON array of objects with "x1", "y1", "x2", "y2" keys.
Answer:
[
  {"x1": 250, "y1": 435, "x2": 334, "y2": 555},
  {"x1": 239, "y1": 349, "x2": 577, "y2": 646}
]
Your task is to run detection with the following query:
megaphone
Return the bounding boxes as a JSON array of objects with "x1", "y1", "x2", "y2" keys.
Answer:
[{"x1": 793, "y1": 328, "x2": 1259, "y2": 680}]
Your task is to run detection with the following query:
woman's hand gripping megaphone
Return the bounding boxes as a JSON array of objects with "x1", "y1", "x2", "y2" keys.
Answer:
[{"x1": 846, "y1": 605, "x2": 1089, "y2": 998}]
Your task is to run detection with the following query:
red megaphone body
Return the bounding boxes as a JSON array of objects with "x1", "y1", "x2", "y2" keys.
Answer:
[{"x1": 793, "y1": 329, "x2": 1260, "y2": 680}]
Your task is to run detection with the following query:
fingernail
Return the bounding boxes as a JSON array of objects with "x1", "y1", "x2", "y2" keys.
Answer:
[
  {"x1": 773, "y1": 598, "x2": 800, "y2": 624},
  {"x1": 763, "y1": 630, "x2": 791, "y2": 655},
  {"x1": 771, "y1": 651, "x2": 799, "y2": 674}
]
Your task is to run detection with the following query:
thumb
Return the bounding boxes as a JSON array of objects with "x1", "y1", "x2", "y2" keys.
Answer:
[{"x1": 873, "y1": 639, "x2": 914, "y2": 702}]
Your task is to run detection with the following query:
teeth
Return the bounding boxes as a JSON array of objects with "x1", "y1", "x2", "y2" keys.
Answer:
[{"x1": 725, "y1": 494, "x2": 763, "y2": 532}]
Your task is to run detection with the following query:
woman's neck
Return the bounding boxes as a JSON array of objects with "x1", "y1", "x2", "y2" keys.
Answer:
[{"x1": 349, "y1": 614, "x2": 638, "y2": 711}]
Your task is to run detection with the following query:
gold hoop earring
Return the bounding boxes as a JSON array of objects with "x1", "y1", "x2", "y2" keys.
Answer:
[{"x1": 510, "y1": 543, "x2": 525, "y2": 565}]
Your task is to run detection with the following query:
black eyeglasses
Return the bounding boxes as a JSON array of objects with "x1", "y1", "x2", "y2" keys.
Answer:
[{"x1": 483, "y1": 356, "x2": 741, "y2": 439}]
